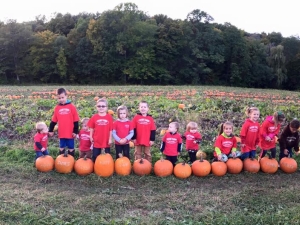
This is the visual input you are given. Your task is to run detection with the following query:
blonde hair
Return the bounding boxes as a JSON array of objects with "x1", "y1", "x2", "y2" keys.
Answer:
[
  {"x1": 245, "y1": 106, "x2": 259, "y2": 117},
  {"x1": 219, "y1": 121, "x2": 234, "y2": 135},
  {"x1": 36, "y1": 122, "x2": 47, "y2": 133},
  {"x1": 96, "y1": 98, "x2": 108, "y2": 106},
  {"x1": 170, "y1": 122, "x2": 179, "y2": 130},
  {"x1": 186, "y1": 122, "x2": 198, "y2": 132},
  {"x1": 81, "y1": 117, "x2": 89, "y2": 124},
  {"x1": 116, "y1": 105, "x2": 129, "y2": 119}
]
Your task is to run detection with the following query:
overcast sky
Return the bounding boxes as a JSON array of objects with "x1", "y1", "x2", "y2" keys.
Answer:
[{"x1": 1, "y1": 0, "x2": 298, "y2": 37}]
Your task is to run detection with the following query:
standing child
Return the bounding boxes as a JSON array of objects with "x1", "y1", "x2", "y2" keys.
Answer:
[
  {"x1": 259, "y1": 111, "x2": 285, "y2": 159},
  {"x1": 77, "y1": 118, "x2": 92, "y2": 159},
  {"x1": 34, "y1": 122, "x2": 49, "y2": 163},
  {"x1": 87, "y1": 98, "x2": 113, "y2": 162},
  {"x1": 183, "y1": 122, "x2": 202, "y2": 163},
  {"x1": 240, "y1": 107, "x2": 260, "y2": 160},
  {"x1": 132, "y1": 101, "x2": 156, "y2": 162},
  {"x1": 49, "y1": 88, "x2": 80, "y2": 157},
  {"x1": 160, "y1": 122, "x2": 182, "y2": 166},
  {"x1": 112, "y1": 105, "x2": 134, "y2": 159},
  {"x1": 213, "y1": 121, "x2": 238, "y2": 162},
  {"x1": 278, "y1": 119, "x2": 300, "y2": 161}
]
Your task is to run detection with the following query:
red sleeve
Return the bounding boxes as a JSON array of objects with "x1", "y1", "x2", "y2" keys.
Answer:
[
  {"x1": 109, "y1": 115, "x2": 113, "y2": 131},
  {"x1": 260, "y1": 120, "x2": 268, "y2": 137},
  {"x1": 34, "y1": 134, "x2": 41, "y2": 142},
  {"x1": 255, "y1": 126, "x2": 260, "y2": 145},
  {"x1": 214, "y1": 135, "x2": 223, "y2": 149},
  {"x1": 51, "y1": 106, "x2": 58, "y2": 122},
  {"x1": 132, "y1": 116, "x2": 137, "y2": 128},
  {"x1": 178, "y1": 134, "x2": 182, "y2": 144},
  {"x1": 240, "y1": 122, "x2": 248, "y2": 143},
  {"x1": 87, "y1": 115, "x2": 95, "y2": 129},
  {"x1": 151, "y1": 117, "x2": 156, "y2": 130},
  {"x1": 196, "y1": 132, "x2": 202, "y2": 140},
  {"x1": 232, "y1": 136, "x2": 237, "y2": 148}
]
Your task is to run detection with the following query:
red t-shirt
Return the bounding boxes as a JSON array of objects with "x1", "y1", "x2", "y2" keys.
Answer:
[
  {"x1": 132, "y1": 114, "x2": 156, "y2": 146},
  {"x1": 214, "y1": 134, "x2": 237, "y2": 157},
  {"x1": 260, "y1": 116, "x2": 280, "y2": 150},
  {"x1": 78, "y1": 130, "x2": 91, "y2": 151},
  {"x1": 34, "y1": 133, "x2": 48, "y2": 151},
  {"x1": 162, "y1": 132, "x2": 182, "y2": 156},
  {"x1": 240, "y1": 119, "x2": 260, "y2": 153},
  {"x1": 184, "y1": 131, "x2": 202, "y2": 150},
  {"x1": 113, "y1": 120, "x2": 133, "y2": 145},
  {"x1": 87, "y1": 114, "x2": 113, "y2": 148},
  {"x1": 51, "y1": 103, "x2": 79, "y2": 138}
]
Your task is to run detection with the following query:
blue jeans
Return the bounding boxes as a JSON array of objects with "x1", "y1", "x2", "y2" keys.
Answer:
[
  {"x1": 35, "y1": 150, "x2": 49, "y2": 160},
  {"x1": 93, "y1": 147, "x2": 111, "y2": 162},
  {"x1": 279, "y1": 148, "x2": 292, "y2": 161},
  {"x1": 241, "y1": 150, "x2": 256, "y2": 160},
  {"x1": 260, "y1": 147, "x2": 276, "y2": 159}
]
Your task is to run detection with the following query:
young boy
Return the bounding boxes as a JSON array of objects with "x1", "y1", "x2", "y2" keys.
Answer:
[
  {"x1": 34, "y1": 122, "x2": 49, "y2": 163},
  {"x1": 77, "y1": 118, "x2": 92, "y2": 159},
  {"x1": 48, "y1": 88, "x2": 80, "y2": 157},
  {"x1": 132, "y1": 101, "x2": 156, "y2": 162}
]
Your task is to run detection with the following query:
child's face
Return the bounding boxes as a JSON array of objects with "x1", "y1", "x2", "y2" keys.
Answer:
[
  {"x1": 249, "y1": 110, "x2": 259, "y2": 122},
  {"x1": 190, "y1": 127, "x2": 198, "y2": 134},
  {"x1": 96, "y1": 102, "x2": 107, "y2": 114},
  {"x1": 139, "y1": 103, "x2": 149, "y2": 115},
  {"x1": 82, "y1": 122, "x2": 89, "y2": 131},
  {"x1": 41, "y1": 124, "x2": 48, "y2": 133},
  {"x1": 289, "y1": 126, "x2": 298, "y2": 133},
  {"x1": 57, "y1": 93, "x2": 67, "y2": 105},
  {"x1": 168, "y1": 123, "x2": 177, "y2": 133},
  {"x1": 119, "y1": 109, "x2": 127, "y2": 120},
  {"x1": 223, "y1": 125, "x2": 233, "y2": 136}
]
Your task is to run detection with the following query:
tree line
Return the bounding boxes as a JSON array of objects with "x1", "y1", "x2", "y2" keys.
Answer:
[{"x1": 0, "y1": 2, "x2": 300, "y2": 90}]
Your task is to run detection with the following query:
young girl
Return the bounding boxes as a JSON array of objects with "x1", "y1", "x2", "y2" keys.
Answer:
[
  {"x1": 87, "y1": 98, "x2": 113, "y2": 162},
  {"x1": 278, "y1": 119, "x2": 300, "y2": 161},
  {"x1": 213, "y1": 121, "x2": 238, "y2": 162},
  {"x1": 160, "y1": 122, "x2": 182, "y2": 166},
  {"x1": 259, "y1": 111, "x2": 285, "y2": 159},
  {"x1": 77, "y1": 118, "x2": 92, "y2": 159},
  {"x1": 34, "y1": 122, "x2": 49, "y2": 163},
  {"x1": 240, "y1": 106, "x2": 260, "y2": 160},
  {"x1": 183, "y1": 122, "x2": 202, "y2": 163},
  {"x1": 112, "y1": 105, "x2": 134, "y2": 159}
]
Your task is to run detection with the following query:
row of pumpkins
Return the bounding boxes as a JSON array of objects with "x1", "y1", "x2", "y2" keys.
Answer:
[{"x1": 35, "y1": 150, "x2": 298, "y2": 178}]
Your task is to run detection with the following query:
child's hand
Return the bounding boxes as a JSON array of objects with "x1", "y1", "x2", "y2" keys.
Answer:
[
  {"x1": 232, "y1": 152, "x2": 236, "y2": 158},
  {"x1": 149, "y1": 141, "x2": 154, "y2": 146},
  {"x1": 108, "y1": 139, "x2": 113, "y2": 145},
  {"x1": 265, "y1": 136, "x2": 271, "y2": 142},
  {"x1": 217, "y1": 154, "x2": 222, "y2": 161},
  {"x1": 296, "y1": 152, "x2": 299, "y2": 156},
  {"x1": 119, "y1": 138, "x2": 126, "y2": 144},
  {"x1": 72, "y1": 133, "x2": 77, "y2": 138},
  {"x1": 241, "y1": 144, "x2": 246, "y2": 148},
  {"x1": 284, "y1": 149, "x2": 289, "y2": 155},
  {"x1": 90, "y1": 137, "x2": 94, "y2": 143},
  {"x1": 41, "y1": 147, "x2": 45, "y2": 152},
  {"x1": 48, "y1": 132, "x2": 54, "y2": 137}
]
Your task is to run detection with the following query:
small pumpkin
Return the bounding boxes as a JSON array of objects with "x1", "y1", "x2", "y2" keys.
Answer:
[
  {"x1": 154, "y1": 157, "x2": 173, "y2": 177},
  {"x1": 174, "y1": 162, "x2": 192, "y2": 179},
  {"x1": 235, "y1": 136, "x2": 241, "y2": 143},
  {"x1": 115, "y1": 154, "x2": 132, "y2": 176},
  {"x1": 178, "y1": 104, "x2": 185, "y2": 109},
  {"x1": 243, "y1": 158, "x2": 260, "y2": 173},
  {"x1": 94, "y1": 149, "x2": 114, "y2": 177},
  {"x1": 160, "y1": 129, "x2": 167, "y2": 136},
  {"x1": 280, "y1": 156, "x2": 297, "y2": 173},
  {"x1": 191, "y1": 156, "x2": 211, "y2": 177},
  {"x1": 133, "y1": 158, "x2": 152, "y2": 176},
  {"x1": 36, "y1": 155, "x2": 55, "y2": 172},
  {"x1": 226, "y1": 157, "x2": 243, "y2": 174},
  {"x1": 55, "y1": 151, "x2": 75, "y2": 174},
  {"x1": 196, "y1": 150, "x2": 207, "y2": 159},
  {"x1": 260, "y1": 155, "x2": 278, "y2": 174},
  {"x1": 211, "y1": 161, "x2": 227, "y2": 176},
  {"x1": 74, "y1": 155, "x2": 94, "y2": 176},
  {"x1": 107, "y1": 109, "x2": 114, "y2": 115}
]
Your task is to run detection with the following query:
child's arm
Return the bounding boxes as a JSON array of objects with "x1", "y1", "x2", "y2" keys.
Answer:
[
  {"x1": 109, "y1": 131, "x2": 113, "y2": 144},
  {"x1": 89, "y1": 128, "x2": 94, "y2": 143},
  {"x1": 160, "y1": 142, "x2": 165, "y2": 153},
  {"x1": 73, "y1": 121, "x2": 79, "y2": 137},
  {"x1": 125, "y1": 129, "x2": 134, "y2": 141},
  {"x1": 48, "y1": 121, "x2": 57, "y2": 136},
  {"x1": 112, "y1": 130, "x2": 121, "y2": 142}
]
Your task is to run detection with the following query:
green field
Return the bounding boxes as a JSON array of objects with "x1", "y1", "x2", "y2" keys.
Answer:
[{"x1": 1, "y1": 85, "x2": 300, "y2": 224}]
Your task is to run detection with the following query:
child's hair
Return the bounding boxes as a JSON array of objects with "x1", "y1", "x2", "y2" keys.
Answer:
[
  {"x1": 57, "y1": 88, "x2": 67, "y2": 95},
  {"x1": 96, "y1": 98, "x2": 108, "y2": 106},
  {"x1": 81, "y1": 117, "x2": 89, "y2": 124},
  {"x1": 36, "y1": 122, "x2": 46, "y2": 133},
  {"x1": 186, "y1": 122, "x2": 198, "y2": 132},
  {"x1": 290, "y1": 119, "x2": 300, "y2": 129},
  {"x1": 273, "y1": 111, "x2": 285, "y2": 126},
  {"x1": 219, "y1": 121, "x2": 234, "y2": 135},
  {"x1": 139, "y1": 101, "x2": 148, "y2": 107},
  {"x1": 245, "y1": 106, "x2": 259, "y2": 117},
  {"x1": 170, "y1": 122, "x2": 179, "y2": 130},
  {"x1": 116, "y1": 105, "x2": 129, "y2": 119}
]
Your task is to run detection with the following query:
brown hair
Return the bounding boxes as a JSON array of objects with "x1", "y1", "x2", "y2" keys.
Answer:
[
  {"x1": 139, "y1": 101, "x2": 148, "y2": 107},
  {"x1": 219, "y1": 121, "x2": 234, "y2": 135},
  {"x1": 36, "y1": 122, "x2": 47, "y2": 133},
  {"x1": 290, "y1": 119, "x2": 300, "y2": 129},
  {"x1": 57, "y1": 88, "x2": 67, "y2": 95},
  {"x1": 273, "y1": 111, "x2": 285, "y2": 126},
  {"x1": 170, "y1": 122, "x2": 179, "y2": 130},
  {"x1": 186, "y1": 122, "x2": 198, "y2": 132},
  {"x1": 96, "y1": 98, "x2": 108, "y2": 106},
  {"x1": 116, "y1": 105, "x2": 129, "y2": 119},
  {"x1": 245, "y1": 106, "x2": 259, "y2": 117}
]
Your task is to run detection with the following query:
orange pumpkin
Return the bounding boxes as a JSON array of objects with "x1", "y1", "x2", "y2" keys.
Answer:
[
  {"x1": 107, "y1": 109, "x2": 114, "y2": 115},
  {"x1": 235, "y1": 136, "x2": 241, "y2": 143},
  {"x1": 74, "y1": 156, "x2": 94, "y2": 176},
  {"x1": 154, "y1": 157, "x2": 173, "y2": 177},
  {"x1": 55, "y1": 151, "x2": 75, "y2": 174},
  {"x1": 160, "y1": 129, "x2": 167, "y2": 136},
  {"x1": 178, "y1": 104, "x2": 185, "y2": 109},
  {"x1": 196, "y1": 150, "x2": 207, "y2": 159},
  {"x1": 94, "y1": 96, "x2": 99, "y2": 101},
  {"x1": 260, "y1": 155, "x2": 278, "y2": 174},
  {"x1": 243, "y1": 158, "x2": 260, "y2": 173},
  {"x1": 115, "y1": 154, "x2": 132, "y2": 176},
  {"x1": 211, "y1": 161, "x2": 227, "y2": 176},
  {"x1": 192, "y1": 157, "x2": 211, "y2": 177},
  {"x1": 174, "y1": 162, "x2": 192, "y2": 179},
  {"x1": 133, "y1": 158, "x2": 152, "y2": 176},
  {"x1": 226, "y1": 158, "x2": 243, "y2": 174},
  {"x1": 280, "y1": 157, "x2": 298, "y2": 173},
  {"x1": 36, "y1": 155, "x2": 54, "y2": 172},
  {"x1": 94, "y1": 150, "x2": 114, "y2": 177}
]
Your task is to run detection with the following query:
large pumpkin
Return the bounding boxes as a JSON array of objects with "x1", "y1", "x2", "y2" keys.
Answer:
[
  {"x1": 243, "y1": 158, "x2": 260, "y2": 173},
  {"x1": 174, "y1": 162, "x2": 192, "y2": 179},
  {"x1": 280, "y1": 157, "x2": 298, "y2": 173},
  {"x1": 154, "y1": 157, "x2": 173, "y2": 177},
  {"x1": 196, "y1": 150, "x2": 207, "y2": 159},
  {"x1": 74, "y1": 156, "x2": 94, "y2": 176},
  {"x1": 55, "y1": 151, "x2": 75, "y2": 174},
  {"x1": 94, "y1": 150, "x2": 114, "y2": 177},
  {"x1": 192, "y1": 157, "x2": 211, "y2": 177},
  {"x1": 226, "y1": 158, "x2": 243, "y2": 174},
  {"x1": 178, "y1": 104, "x2": 185, "y2": 109},
  {"x1": 211, "y1": 161, "x2": 227, "y2": 176},
  {"x1": 115, "y1": 154, "x2": 132, "y2": 176},
  {"x1": 36, "y1": 155, "x2": 55, "y2": 172},
  {"x1": 260, "y1": 155, "x2": 278, "y2": 174},
  {"x1": 133, "y1": 158, "x2": 152, "y2": 176}
]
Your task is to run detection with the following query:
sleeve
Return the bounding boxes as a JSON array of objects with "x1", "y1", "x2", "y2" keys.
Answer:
[
  {"x1": 125, "y1": 129, "x2": 134, "y2": 141},
  {"x1": 87, "y1": 116, "x2": 94, "y2": 129},
  {"x1": 214, "y1": 136, "x2": 222, "y2": 155},
  {"x1": 160, "y1": 142, "x2": 165, "y2": 152},
  {"x1": 195, "y1": 133, "x2": 202, "y2": 144},
  {"x1": 35, "y1": 142, "x2": 43, "y2": 150},
  {"x1": 72, "y1": 104, "x2": 80, "y2": 122},
  {"x1": 131, "y1": 116, "x2": 137, "y2": 140},
  {"x1": 260, "y1": 120, "x2": 268, "y2": 138},
  {"x1": 112, "y1": 130, "x2": 121, "y2": 142},
  {"x1": 279, "y1": 128, "x2": 287, "y2": 150},
  {"x1": 294, "y1": 135, "x2": 299, "y2": 152},
  {"x1": 150, "y1": 117, "x2": 156, "y2": 141},
  {"x1": 240, "y1": 122, "x2": 247, "y2": 144},
  {"x1": 49, "y1": 121, "x2": 57, "y2": 132},
  {"x1": 177, "y1": 135, "x2": 182, "y2": 152},
  {"x1": 73, "y1": 121, "x2": 79, "y2": 134},
  {"x1": 51, "y1": 107, "x2": 58, "y2": 123},
  {"x1": 255, "y1": 126, "x2": 260, "y2": 146}
]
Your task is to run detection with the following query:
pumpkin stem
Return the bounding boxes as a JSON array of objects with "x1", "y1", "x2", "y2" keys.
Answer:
[
  {"x1": 63, "y1": 150, "x2": 68, "y2": 157},
  {"x1": 101, "y1": 148, "x2": 105, "y2": 154},
  {"x1": 199, "y1": 153, "x2": 203, "y2": 162},
  {"x1": 140, "y1": 158, "x2": 144, "y2": 164},
  {"x1": 83, "y1": 155, "x2": 87, "y2": 160},
  {"x1": 119, "y1": 153, "x2": 123, "y2": 158},
  {"x1": 160, "y1": 156, "x2": 164, "y2": 161}
]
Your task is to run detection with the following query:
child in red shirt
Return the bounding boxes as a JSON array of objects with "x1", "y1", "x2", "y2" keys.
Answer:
[
  {"x1": 87, "y1": 98, "x2": 113, "y2": 162},
  {"x1": 48, "y1": 88, "x2": 80, "y2": 157},
  {"x1": 240, "y1": 106, "x2": 260, "y2": 160},
  {"x1": 77, "y1": 118, "x2": 92, "y2": 159},
  {"x1": 182, "y1": 122, "x2": 202, "y2": 163},
  {"x1": 213, "y1": 121, "x2": 238, "y2": 162},
  {"x1": 34, "y1": 122, "x2": 49, "y2": 164},
  {"x1": 160, "y1": 122, "x2": 182, "y2": 166},
  {"x1": 259, "y1": 111, "x2": 285, "y2": 159},
  {"x1": 112, "y1": 105, "x2": 134, "y2": 159},
  {"x1": 132, "y1": 101, "x2": 156, "y2": 162}
]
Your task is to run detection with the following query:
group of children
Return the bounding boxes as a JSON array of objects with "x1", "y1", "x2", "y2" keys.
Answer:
[{"x1": 33, "y1": 88, "x2": 300, "y2": 167}]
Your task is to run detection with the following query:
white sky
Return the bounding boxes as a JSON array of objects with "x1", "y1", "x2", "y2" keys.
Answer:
[{"x1": 0, "y1": 0, "x2": 298, "y2": 37}]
